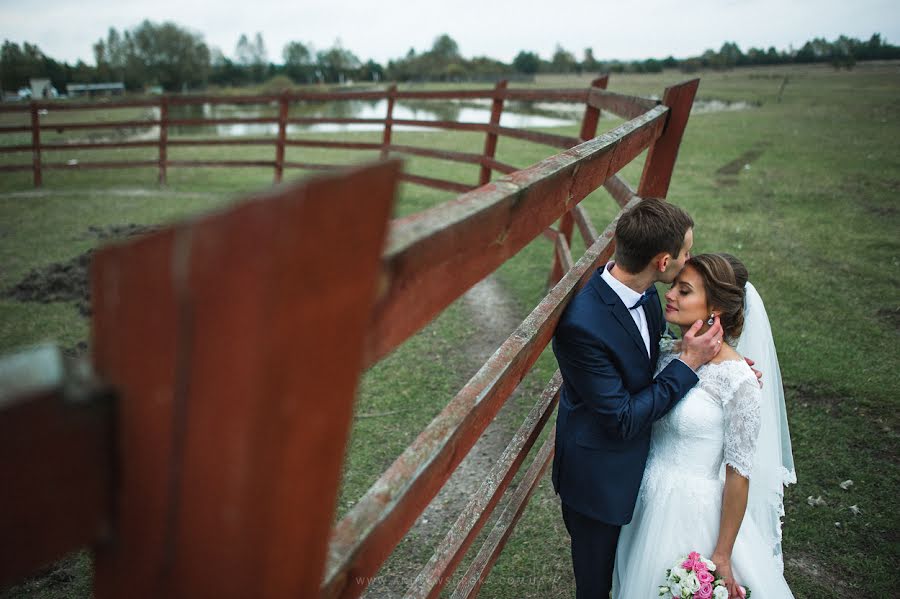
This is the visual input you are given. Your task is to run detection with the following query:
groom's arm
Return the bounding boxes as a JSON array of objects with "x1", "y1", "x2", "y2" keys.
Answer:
[{"x1": 553, "y1": 328, "x2": 699, "y2": 441}]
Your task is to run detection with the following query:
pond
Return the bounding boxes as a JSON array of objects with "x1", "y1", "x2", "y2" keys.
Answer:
[{"x1": 168, "y1": 99, "x2": 578, "y2": 136}]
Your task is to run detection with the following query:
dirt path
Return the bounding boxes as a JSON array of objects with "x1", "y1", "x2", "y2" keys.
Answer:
[{"x1": 363, "y1": 274, "x2": 527, "y2": 597}]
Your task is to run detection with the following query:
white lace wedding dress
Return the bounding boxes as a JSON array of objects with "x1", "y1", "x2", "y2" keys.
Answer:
[{"x1": 612, "y1": 347, "x2": 794, "y2": 598}]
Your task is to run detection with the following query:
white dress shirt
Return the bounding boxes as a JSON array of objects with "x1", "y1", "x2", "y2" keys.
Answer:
[{"x1": 600, "y1": 262, "x2": 651, "y2": 359}]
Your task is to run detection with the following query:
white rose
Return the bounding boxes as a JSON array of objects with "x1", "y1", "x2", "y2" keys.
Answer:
[
  {"x1": 671, "y1": 566, "x2": 688, "y2": 580},
  {"x1": 713, "y1": 586, "x2": 729, "y2": 599},
  {"x1": 670, "y1": 583, "x2": 682, "y2": 597},
  {"x1": 702, "y1": 558, "x2": 716, "y2": 571},
  {"x1": 682, "y1": 573, "x2": 700, "y2": 594}
]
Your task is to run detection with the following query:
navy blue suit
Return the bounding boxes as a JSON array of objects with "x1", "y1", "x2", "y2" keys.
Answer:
[{"x1": 552, "y1": 267, "x2": 698, "y2": 598}]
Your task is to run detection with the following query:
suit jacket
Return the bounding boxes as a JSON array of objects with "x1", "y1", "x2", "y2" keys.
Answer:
[{"x1": 551, "y1": 267, "x2": 699, "y2": 525}]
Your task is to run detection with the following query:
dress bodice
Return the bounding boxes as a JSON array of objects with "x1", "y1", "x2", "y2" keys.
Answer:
[{"x1": 639, "y1": 348, "x2": 761, "y2": 505}]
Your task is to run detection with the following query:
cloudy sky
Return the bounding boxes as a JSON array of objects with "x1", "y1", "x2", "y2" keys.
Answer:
[{"x1": 2, "y1": 0, "x2": 898, "y2": 65}]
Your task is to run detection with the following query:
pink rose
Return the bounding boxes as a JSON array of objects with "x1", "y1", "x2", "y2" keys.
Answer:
[
  {"x1": 696, "y1": 582, "x2": 713, "y2": 599},
  {"x1": 688, "y1": 551, "x2": 701, "y2": 561},
  {"x1": 694, "y1": 560, "x2": 708, "y2": 573},
  {"x1": 682, "y1": 559, "x2": 696, "y2": 570},
  {"x1": 697, "y1": 569, "x2": 714, "y2": 584}
]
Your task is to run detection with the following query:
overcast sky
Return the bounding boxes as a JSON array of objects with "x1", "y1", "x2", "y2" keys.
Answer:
[{"x1": 2, "y1": 0, "x2": 898, "y2": 65}]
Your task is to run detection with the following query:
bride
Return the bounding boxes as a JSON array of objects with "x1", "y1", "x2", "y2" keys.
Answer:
[{"x1": 613, "y1": 253, "x2": 796, "y2": 598}]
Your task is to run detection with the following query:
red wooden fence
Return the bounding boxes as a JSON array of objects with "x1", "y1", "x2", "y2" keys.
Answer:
[
  {"x1": 0, "y1": 76, "x2": 699, "y2": 597},
  {"x1": 1, "y1": 81, "x2": 667, "y2": 194}
]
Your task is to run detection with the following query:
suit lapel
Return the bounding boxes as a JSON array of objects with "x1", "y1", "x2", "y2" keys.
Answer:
[
  {"x1": 591, "y1": 272, "x2": 651, "y2": 364},
  {"x1": 645, "y1": 285, "x2": 662, "y2": 366}
]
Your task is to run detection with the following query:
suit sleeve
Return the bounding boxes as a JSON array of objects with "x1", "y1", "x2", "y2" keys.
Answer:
[{"x1": 553, "y1": 323, "x2": 698, "y2": 441}]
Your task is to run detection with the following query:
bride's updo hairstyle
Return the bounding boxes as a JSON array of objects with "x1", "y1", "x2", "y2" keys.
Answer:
[{"x1": 686, "y1": 253, "x2": 749, "y2": 341}]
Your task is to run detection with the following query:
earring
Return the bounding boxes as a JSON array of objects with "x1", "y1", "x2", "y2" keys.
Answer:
[{"x1": 706, "y1": 313, "x2": 715, "y2": 326}]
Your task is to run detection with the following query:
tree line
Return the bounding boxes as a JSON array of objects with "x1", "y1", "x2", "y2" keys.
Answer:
[{"x1": 2, "y1": 22, "x2": 898, "y2": 94}]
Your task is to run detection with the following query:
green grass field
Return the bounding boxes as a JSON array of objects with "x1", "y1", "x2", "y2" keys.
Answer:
[{"x1": 1, "y1": 62, "x2": 898, "y2": 597}]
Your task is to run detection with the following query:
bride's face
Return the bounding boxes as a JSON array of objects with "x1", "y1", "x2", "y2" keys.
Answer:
[{"x1": 663, "y1": 264, "x2": 712, "y2": 327}]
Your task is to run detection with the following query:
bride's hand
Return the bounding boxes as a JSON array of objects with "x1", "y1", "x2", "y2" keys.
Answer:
[{"x1": 711, "y1": 554, "x2": 743, "y2": 599}]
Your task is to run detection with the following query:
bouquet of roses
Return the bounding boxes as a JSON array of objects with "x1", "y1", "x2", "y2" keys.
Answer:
[{"x1": 658, "y1": 551, "x2": 750, "y2": 599}]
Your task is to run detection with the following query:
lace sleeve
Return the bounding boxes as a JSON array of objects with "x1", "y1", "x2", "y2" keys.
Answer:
[{"x1": 723, "y1": 374, "x2": 762, "y2": 479}]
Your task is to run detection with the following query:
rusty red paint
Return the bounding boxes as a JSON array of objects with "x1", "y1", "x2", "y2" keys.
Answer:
[
  {"x1": 92, "y1": 162, "x2": 400, "y2": 598},
  {"x1": 572, "y1": 204, "x2": 599, "y2": 247},
  {"x1": 403, "y1": 372, "x2": 562, "y2": 599},
  {"x1": 587, "y1": 88, "x2": 659, "y2": 121},
  {"x1": 479, "y1": 80, "x2": 507, "y2": 186},
  {"x1": 0, "y1": 382, "x2": 114, "y2": 586},
  {"x1": 603, "y1": 173, "x2": 638, "y2": 207},
  {"x1": 579, "y1": 75, "x2": 609, "y2": 142},
  {"x1": 450, "y1": 431, "x2": 556, "y2": 599},
  {"x1": 638, "y1": 79, "x2": 700, "y2": 198}
]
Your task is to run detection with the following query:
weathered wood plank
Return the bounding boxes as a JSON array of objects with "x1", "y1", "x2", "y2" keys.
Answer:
[
  {"x1": 638, "y1": 79, "x2": 700, "y2": 198},
  {"x1": 579, "y1": 75, "x2": 609, "y2": 142},
  {"x1": 603, "y1": 173, "x2": 637, "y2": 207},
  {"x1": 450, "y1": 431, "x2": 556, "y2": 599},
  {"x1": 389, "y1": 144, "x2": 485, "y2": 166},
  {"x1": 92, "y1": 162, "x2": 399, "y2": 598},
  {"x1": 0, "y1": 348, "x2": 114, "y2": 586},
  {"x1": 322, "y1": 200, "x2": 636, "y2": 598},
  {"x1": 366, "y1": 106, "x2": 667, "y2": 366},
  {"x1": 492, "y1": 126, "x2": 581, "y2": 149},
  {"x1": 571, "y1": 204, "x2": 598, "y2": 247},
  {"x1": 403, "y1": 372, "x2": 562, "y2": 599},
  {"x1": 480, "y1": 80, "x2": 507, "y2": 185},
  {"x1": 400, "y1": 173, "x2": 475, "y2": 193},
  {"x1": 587, "y1": 88, "x2": 659, "y2": 120}
]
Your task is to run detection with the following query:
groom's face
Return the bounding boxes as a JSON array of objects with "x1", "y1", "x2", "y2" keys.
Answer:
[{"x1": 658, "y1": 228, "x2": 693, "y2": 284}]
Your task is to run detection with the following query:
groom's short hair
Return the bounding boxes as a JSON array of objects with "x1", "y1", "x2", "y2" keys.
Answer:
[{"x1": 614, "y1": 198, "x2": 694, "y2": 273}]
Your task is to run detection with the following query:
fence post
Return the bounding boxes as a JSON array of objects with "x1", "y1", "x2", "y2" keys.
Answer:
[
  {"x1": 479, "y1": 80, "x2": 507, "y2": 186},
  {"x1": 578, "y1": 74, "x2": 608, "y2": 142},
  {"x1": 158, "y1": 96, "x2": 168, "y2": 186},
  {"x1": 275, "y1": 92, "x2": 289, "y2": 183},
  {"x1": 91, "y1": 161, "x2": 401, "y2": 598},
  {"x1": 637, "y1": 78, "x2": 699, "y2": 199},
  {"x1": 546, "y1": 75, "x2": 609, "y2": 288},
  {"x1": 381, "y1": 84, "x2": 397, "y2": 160},
  {"x1": 30, "y1": 101, "x2": 41, "y2": 188}
]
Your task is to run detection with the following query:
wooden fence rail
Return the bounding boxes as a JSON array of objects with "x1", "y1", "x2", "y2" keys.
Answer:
[
  {"x1": 0, "y1": 76, "x2": 698, "y2": 597},
  {"x1": 0, "y1": 83, "x2": 661, "y2": 192}
]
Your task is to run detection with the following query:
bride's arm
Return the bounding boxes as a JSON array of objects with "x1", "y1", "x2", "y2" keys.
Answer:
[
  {"x1": 711, "y1": 468, "x2": 750, "y2": 598},
  {"x1": 712, "y1": 374, "x2": 762, "y2": 598}
]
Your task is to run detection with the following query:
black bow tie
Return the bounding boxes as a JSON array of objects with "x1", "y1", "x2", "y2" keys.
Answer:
[{"x1": 630, "y1": 292, "x2": 652, "y2": 310}]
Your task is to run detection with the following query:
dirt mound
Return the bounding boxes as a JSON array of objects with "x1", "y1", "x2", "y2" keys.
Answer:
[
  {"x1": 4, "y1": 224, "x2": 159, "y2": 317},
  {"x1": 5, "y1": 250, "x2": 94, "y2": 316}
]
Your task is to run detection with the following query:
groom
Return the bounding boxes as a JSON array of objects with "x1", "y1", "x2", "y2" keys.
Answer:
[{"x1": 552, "y1": 198, "x2": 723, "y2": 598}]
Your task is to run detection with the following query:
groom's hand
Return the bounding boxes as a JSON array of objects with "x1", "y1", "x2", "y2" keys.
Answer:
[
  {"x1": 744, "y1": 357, "x2": 763, "y2": 388},
  {"x1": 678, "y1": 316, "x2": 723, "y2": 371}
]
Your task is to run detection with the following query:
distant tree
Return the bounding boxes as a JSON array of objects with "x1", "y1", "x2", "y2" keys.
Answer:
[
  {"x1": 512, "y1": 50, "x2": 540, "y2": 74},
  {"x1": 127, "y1": 21, "x2": 210, "y2": 90},
  {"x1": 582, "y1": 48, "x2": 599, "y2": 72},
  {"x1": 551, "y1": 44, "x2": 578, "y2": 73},
  {"x1": 235, "y1": 32, "x2": 268, "y2": 82},
  {"x1": 282, "y1": 41, "x2": 313, "y2": 83},
  {"x1": 718, "y1": 42, "x2": 744, "y2": 67},
  {"x1": 431, "y1": 34, "x2": 461, "y2": 61},
  {"x1": 316, "y1": 41, "x2": 361, "y2": 83},
  {"x1": 358, "y1": 59, "x2": 384, "y2": 82}
]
